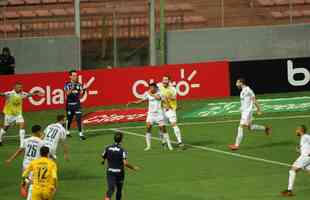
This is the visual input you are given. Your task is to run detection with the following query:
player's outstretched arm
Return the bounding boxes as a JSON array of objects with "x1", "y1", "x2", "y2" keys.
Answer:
[
  {"x1": 124, "y1": 160, "x2": 140, "y2": 171},
  {"x1": 5, "y1": 148, "x2": 24, "y2": 165},
  {"x1": 127, "y1": 99, "x2": 145, "y2": 107}
]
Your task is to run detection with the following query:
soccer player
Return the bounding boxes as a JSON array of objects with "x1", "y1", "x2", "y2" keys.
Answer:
[
  {"x1": 158, "y1": 76, "x2": 184, "y2": 148},
  {"x1": 64, "y1": 70, "x2": 86, "y2": 140},
  {"x1": 6, "y1": 125, "x2": 45, "y2": 200},
  {"x1": 127, "y1": 83, "x2": 173, "y2": 151},
  {"x1": 228, "y1": 78, "x2": 271, "y2": 151},
  {"x1": 281, "y1": 125, "x2": 310, "y2": 197},
  {"x1": 101, "y1": 132, "x2": 139, "y2": 200},
  {"x1": 0, "y1": 82, "x2": 42, "y2": 146},
  {"x1": 43, "y1": 115, "x2": 69, "y2": 161},
  {"x1": 22, "y1": 146, "x2": 58, "y2": 200}
]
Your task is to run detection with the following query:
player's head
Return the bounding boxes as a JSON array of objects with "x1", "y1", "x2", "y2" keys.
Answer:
[
  {"x1": 69, "y1": 70, "x2": 78, "y2": 82},
  {"x1": 162, "y1": 75, "x2": 170, "y2": 87},
  {"x1": 2, "y1": 47, "x2": 11, "y2": 56},
  {"x1": 114, "y1": 132, "x2": 123, "y2": 144},
  {"x1": 40, "y1": 146, "x2": 50, "y2": 157},
  {"x1": 32, "y1": 125, "x2": 42, "y2": 137},
  {"x1": 236, "y1": 78, "x2": 246, "y2": 89},
  {"x1": 14, "y1": 82, "x2": 23, "y2": 93},
  {"x1": 57, "y1": 114, "x2": 66, "y2": 125},
  {"x1": 296, "y1": 125, "x2": 307, "y2": 137},
  {"x1": 149, "y1": 83, "x2": 158, "y2": 93}
]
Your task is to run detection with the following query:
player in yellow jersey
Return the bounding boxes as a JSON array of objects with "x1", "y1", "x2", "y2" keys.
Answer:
[
  {"x1": 158, "y1": 76, "x2": 184, "y2": 148},
  {"x1": 22, "y1": 146, "x2": 57, "y2": 200},
  {"x1": 0, "y1": 82, "x2": 41, "y2": 147}
]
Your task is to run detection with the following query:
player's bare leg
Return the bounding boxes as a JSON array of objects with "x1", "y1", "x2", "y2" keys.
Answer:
[
  {"x1": 160, "y1": 126, "x2": 173, "y2": 151},
  {"x1": 249, "y1": 124, "x2": 272, "y2": 136},
  {"x1": 144, "y1": 123, "x2": 152, "y2": 151},
  {"x1": 18, "y1": 122, "x2": 26, "y2": 148},
  {"x1": 281, "y1": 166, "x2": 300, "y2": 197},
  {"x1": 0, "y1": 125, "x2": 9, "y2": 146}
]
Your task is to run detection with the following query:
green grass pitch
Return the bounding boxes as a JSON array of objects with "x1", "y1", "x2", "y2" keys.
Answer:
[{"x1": 1, "y1": 92, "x2": 310, "y2": 200}]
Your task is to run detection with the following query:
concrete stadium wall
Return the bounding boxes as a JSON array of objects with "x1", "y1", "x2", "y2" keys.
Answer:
[
  {"x1": 0, "y1": 36, "x2": 80, "y2": 74},
  {"x1": 166, "y1": 24, "x2": 310, "y2": 64}
]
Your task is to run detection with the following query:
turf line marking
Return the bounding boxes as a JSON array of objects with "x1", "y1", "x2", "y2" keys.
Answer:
[
  {"x1": 4, "y1": 114, "x2": 310, "y2": 139},
  {"x1": 110, "y1": 128, "x2": 291, "y2": 168}
]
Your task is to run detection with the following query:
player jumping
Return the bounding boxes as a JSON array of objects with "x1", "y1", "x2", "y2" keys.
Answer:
[
  {"x1": 281, "y1": 125, "x2": 310, "y2": 197},
  {"x1": 6, "y1": 125, "x2": 45, "y2": 200},
  {"x1": 127, "y1": 83, "x2": 173, "y2": 151},
  {"x1": 158, "y1": 76, "x2": 184, "y2": 148},
  {"x1": 43, "y1": 115, "x2": 69, "y2": 161},
  {"x1": 229, "y1": 78, "x2": 271, "y2": 151},
  {"x1": 0, "y1": 82, "x2": 42, "y2": 147}
]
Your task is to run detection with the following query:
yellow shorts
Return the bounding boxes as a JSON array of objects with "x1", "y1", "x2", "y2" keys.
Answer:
[{"x1": 32, "y1": 189, "x2": 54, "y2": 200}]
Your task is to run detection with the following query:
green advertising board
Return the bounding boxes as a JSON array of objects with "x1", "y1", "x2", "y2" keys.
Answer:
[{"x1": 184, "y1": 97, "x2": 310, "y2": 118}]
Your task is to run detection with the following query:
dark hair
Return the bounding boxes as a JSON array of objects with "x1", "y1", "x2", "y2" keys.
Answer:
[
  {"x1": 114, "y1": 132, "x2": 123, "y2": 144},
  {"x1": 238, "y1": 78, "x2": 246, "y2": 85},
  {"x1": 148, "y1": 83, "x2": 158, "y2": 88},
  {"x1": 32, "y1": 125, "x2": 42, "y2": 133},
  {"x1": 57, "y1": 114, "x2": 65, "y2": 122},
  {"x1": 163, "y1": 75, "x2": 171, "y2": 80},
  {"x1": 40, "y1": 146, "x2": 50, "y2": 157},
  {"x1": 2, "y1": 47, "x2": 10, "y2": 54},
  {"x1": 15, "y1": 82, "x2": 22, "y2": 86},
  {"x1": 300, "y1": 125, "x2": 307, "y2": 133},
  {"x1": 69, "y1": 70, "x2": 77, "y2": 75}
]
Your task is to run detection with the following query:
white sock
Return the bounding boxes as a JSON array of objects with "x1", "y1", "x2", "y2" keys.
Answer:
[
  {"x1": 145, "y1": 133, "x2": 151, "y2": 148},
  {"x1": 173, "y1": 126, "x2": 182, "y2": 144},
  {"x1": 19, "y1": 129, "x2": 26, "y2": 147},
  {"x1": 79, "y1": 132, "x2": 84, "y2": 137},
  {"x1": 288, "y1": 170, "x2": 296, "y2": 191},
  {"x1": 27, "y1": 184, "x2": 32, "y2": 200},
  {"x1": 235, "y1": 126, "x2": 243, "y2": 146},
  {"x1": 250, "y1": 124, "x2": 266, "y2": 131},
  {"x1": 0, "y1": 128, "x2": 6, "y2": 142},
  {"x1": 163, "y1": 133, "x2": 173, "y2": 150}
]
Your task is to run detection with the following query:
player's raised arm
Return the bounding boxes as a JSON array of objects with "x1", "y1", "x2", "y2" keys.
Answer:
[{"x1": 5, "y1": 147, "x2": 24, "y2": 165}]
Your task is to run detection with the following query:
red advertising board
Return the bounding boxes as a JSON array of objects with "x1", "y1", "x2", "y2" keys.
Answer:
[{"x1": 0, "y1": 61, "x2": 230, "y2": 112}]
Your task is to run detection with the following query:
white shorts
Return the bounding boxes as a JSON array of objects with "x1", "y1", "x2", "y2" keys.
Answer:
[
  {"x1": 146, "y1": 112, "x2": 165, "y2": 126},
  {"x1": 164, "y1": 109, "x2": 177, "y2": 124},
  {"x1": 4, "y1": 114, "x2": 24, "y2": 126},
  {"x1": 293, "y1": 155, "x2": 310, "y2": 171},
  {"x1": 240, "y1": 111, "x2": 252, "y2": 126}
]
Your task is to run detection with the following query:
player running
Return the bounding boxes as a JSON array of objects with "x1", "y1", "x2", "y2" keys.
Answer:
[
  {"x1": 0, "y1": 82, "x2": 42, "y2": 147},
  {"x1": 6, "y1": 125, "x2": 45, "y2": 200},
  {"x1": 64, "y1": 70, "x2": 86, "y2": 140},
  {"x1": 127, "y1": 83, "x2": 173, "y2": 151},
  {"x1": 158, "y1": 76, "x2": 184, "y2": 148},
  {"x1": 101, "y1": 132, "x2": 139, "y2": 200},
  {"x1": 43, "y1": 115, "x2": 69, "y2": 161},
  {"x1": 281, "y1": 125, "x2": 310, "y2": 197},
  {"x1": 229, "y1": 78, "x2": 271, "y2": 151},
  {"x1": 22, "y1": 146, "x2": 58, "y2": 200}
]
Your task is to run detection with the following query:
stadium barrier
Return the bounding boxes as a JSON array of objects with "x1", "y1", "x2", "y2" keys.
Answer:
[{"x1": 0, "y1": 61, "x2": 230, "y2": 112}]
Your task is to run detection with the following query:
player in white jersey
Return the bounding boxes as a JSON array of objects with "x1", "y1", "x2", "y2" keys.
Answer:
[
  {"x1": 229, "y1": 78, "x2": 271, "y2": 151},
  {"x1": 281, "y1": 125, "x2": 310, "y2": 197},
  {"x1": 43, "y1": 114, "x2": 69, "y2": 161},
  {"x1": 5, "y1": 125, "x2": 44, "y2": 200},
  {"x1": 0, "y1": 82, "x2": 42, "y2": 147},
  {"x1": 158, "y1": 76, "x2": 184, "y2": 149},
  {"x1": 127, "y1": 83, "x2": 173, "y2": 151}
]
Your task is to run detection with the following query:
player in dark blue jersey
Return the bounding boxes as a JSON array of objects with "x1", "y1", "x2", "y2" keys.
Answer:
[
  {"x1": 64, "y1": 70, "x2": 86, "y2": 140},
  {"x1": 101, "y1": 132, "x2": 139, "y2": 200}
]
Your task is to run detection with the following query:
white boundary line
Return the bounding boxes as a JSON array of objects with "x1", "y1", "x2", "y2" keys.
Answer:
[
  {"x1": 110, "y1": 128, "x2": 291, "y2": 167},
  {"x1": 4, "y1": 114, "x2": 310, "y2": 139}
]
